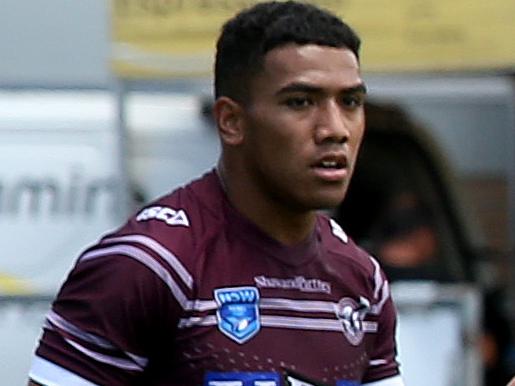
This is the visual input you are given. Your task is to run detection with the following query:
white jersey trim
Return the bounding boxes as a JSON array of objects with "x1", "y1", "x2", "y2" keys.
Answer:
[
  {"x1": 261, "y1": 315, "x2": 344, "y2": 331},
  {"x1": 184, "y1": 296, "x2": 388, "y2": 323},
  {"x1": 178, "y1": 315, "x2": 217, "y2": 328},
  {"x1": 177, "y1": 314, "x2": 342, "y2": 331},
  {"x1": 370, "y1": 280, "x2": 390, "y2": 315},
  {"x1": 329, "y1": 219, "x2": 349, "y2": 243},
  {"x1": 260, "y1": 297, "x2": 336, "y2": 313},
  {"x1": 262, "y1": 315, "x2": 377, "y2": 332},
  {"x1": 80, "y1": 244, "x2": 189, "y2": 309},
  {"x1": 368, "y1": 255, "x2": 391, "y2": 316},
  {"x1": 369, "y1": 359, "x2": 388, "y2": 366},
  {"x1": 101, "y1": 234, "x2": 194, "y2": 290},
  {"x1": 363, "y1": 375, "x2": 405, "y2": 386},
  {"x1": 45, "y1": 311, "x2": 147, "y2": 371},
  {"x1": 29, "y1": 356, "x2": 99, "y2": 386},
  {"x1": 177, "y1": 314, "x2": 378, "y2": 334},
  {"x1": 185, "y1": 299, "x2": 217, "y2": 312},
  {"x1": 46, "y1": 310, "x2": 117, "y2": 350},
  {"x1": 64, "y1": 338, "x2": 144, "y2": 371},
  {"x1": 369, "y1": 255, "x2": 383, "y2": 300},
  {"x1": 185, "y1": 297, "x2": 339, "y2": 313}
]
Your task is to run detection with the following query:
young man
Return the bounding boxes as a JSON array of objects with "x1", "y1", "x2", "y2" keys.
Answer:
[{"x1": 29, "y1": 2, "x2": 404, "y2": 385}]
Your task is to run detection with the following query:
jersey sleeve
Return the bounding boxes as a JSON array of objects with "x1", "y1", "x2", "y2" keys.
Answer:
[
  {"x1": 362, "y1": 256, "x2": 405, "y2": 385},
  {"x1": 29, "y1": 233, "x2": 188, "y2": 386}
]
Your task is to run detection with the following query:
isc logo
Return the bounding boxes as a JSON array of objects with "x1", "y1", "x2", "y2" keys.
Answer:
[{"x1": 136, "y1": 205, "x2": 189, "y2": 227}]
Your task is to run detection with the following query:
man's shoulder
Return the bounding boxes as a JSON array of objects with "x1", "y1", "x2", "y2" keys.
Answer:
[
  {"x1": 317, "y1": 214, "x2": 376, "y2": 275},
  {"x1": 66, "y1": 171, "x2": 226, "y2": 305},
  {"x1": 103, "y1": 170, "x2": 224, "y2": 264}
]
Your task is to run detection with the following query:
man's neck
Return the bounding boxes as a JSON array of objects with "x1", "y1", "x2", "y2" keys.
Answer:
[{"x1": 216, "y1": 163, "x2": 317, "y2": 246}]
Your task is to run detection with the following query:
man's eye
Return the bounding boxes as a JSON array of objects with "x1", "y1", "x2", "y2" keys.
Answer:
[
  {"x1": 341, "y1": 94, "x2": 365, "y2": 109},
  {"x1": 285, "y1": 97, "x2": 312, "y2": 109}
]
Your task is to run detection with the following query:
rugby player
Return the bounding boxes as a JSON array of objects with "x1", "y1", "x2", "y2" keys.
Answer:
[{"x1": 29, "y1": 1, "x2": 405, "y2": 385}]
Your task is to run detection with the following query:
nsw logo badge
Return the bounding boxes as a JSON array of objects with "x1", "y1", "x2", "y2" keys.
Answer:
[{"x1": 214, "y1": 286, "x2": 261, "y2": 344}]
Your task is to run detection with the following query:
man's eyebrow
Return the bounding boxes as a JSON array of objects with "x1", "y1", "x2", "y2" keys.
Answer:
[
  {"x1": 275, "y1": 83, "x2": 323, "y2": 96},
  {"x1": 343, "y1": 84, "x2": 367, "y2": 95},
  {"x1": 275, "y1": 82, "x2": 367, "y2": 96}
]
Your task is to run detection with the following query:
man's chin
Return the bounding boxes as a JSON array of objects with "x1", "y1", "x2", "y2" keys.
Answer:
[{"x1": 310, "y1": 194, "x2": 347, "y2": 211}]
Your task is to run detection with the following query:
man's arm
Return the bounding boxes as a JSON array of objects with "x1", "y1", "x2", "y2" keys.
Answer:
[
  {"x1": 28, "y1": 252, "x2": 179, "y2": 386},
  {"x1": 362, "y1": 256, "x2": 405, "y2": 385}
]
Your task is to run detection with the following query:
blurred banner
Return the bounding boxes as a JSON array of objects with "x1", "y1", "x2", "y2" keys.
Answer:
[
  {"x1": 0, "y1": 91, "x2": 123, "y2": 295},
  {"x1": 111, "y1": 0, "x2": 515, "y2": 78}
]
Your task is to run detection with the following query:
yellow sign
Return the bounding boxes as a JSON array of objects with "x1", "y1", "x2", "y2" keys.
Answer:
[
  {"x1": 0, "y1": 272, "x2": 32, "y2": 295},
  {"x1": 111, "y1": 0, "x2": 515, "y2": 78}
]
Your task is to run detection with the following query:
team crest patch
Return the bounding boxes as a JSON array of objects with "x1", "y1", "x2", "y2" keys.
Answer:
[
  {"x1": 335, "y1": 297, "x2": 369, "y2": 346},
  {"x1": 214, "y1": 286, "x2": 261, "y2": 344}
]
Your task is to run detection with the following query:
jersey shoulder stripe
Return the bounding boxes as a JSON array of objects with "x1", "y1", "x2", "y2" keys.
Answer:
[
  {"x1": 80, "y1": 242, "x2": 191, "y2": 310},
  {"x1": 321, "y1": 216, "x2": 380, "y2": 275},
  {"x1": 44, "y1": 310, "x2": 147, "y2": 371},
  {"x1": 100, "y1": 234, "x2": 194, "y2": 290},
  {"x1": 106, "y1": 170, "x2": 225, "y2": 288}
]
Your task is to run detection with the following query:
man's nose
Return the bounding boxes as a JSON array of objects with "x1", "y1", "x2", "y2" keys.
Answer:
[{"x1": 314, "y1": 101, "x2": 349, "y2": 145}]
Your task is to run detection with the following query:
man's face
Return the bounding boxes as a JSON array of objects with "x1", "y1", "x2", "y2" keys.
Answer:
[{"x1": 238, "y1": 44, "x2": 366, "y2": 212}]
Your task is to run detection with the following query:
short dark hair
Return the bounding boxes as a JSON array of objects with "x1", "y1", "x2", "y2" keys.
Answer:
[{"x1": 214, "y1": 1, "x2": 361, "y2": 102}]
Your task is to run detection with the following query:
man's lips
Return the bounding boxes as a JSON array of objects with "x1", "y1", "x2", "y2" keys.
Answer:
[{"x1": 310, "y1": 154, "x2": 349, "y2": 181}]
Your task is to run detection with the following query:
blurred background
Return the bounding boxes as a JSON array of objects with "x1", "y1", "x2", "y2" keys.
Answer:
[{"x1": 0, "y1": 1, "x2": 514, "y2": 385}]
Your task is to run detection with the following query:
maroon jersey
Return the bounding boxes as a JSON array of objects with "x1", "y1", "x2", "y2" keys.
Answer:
[{"x1": 30, "y1": 170, "x2": 403, "y2": 386}]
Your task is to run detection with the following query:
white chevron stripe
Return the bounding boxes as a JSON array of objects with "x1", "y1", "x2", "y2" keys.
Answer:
[
  {"x1": 185, "y1": 297, "x2": 338, "y2": 314},
  {"x1": 46, "y1": 310, "x2": 148, "y2": 368},
  {"x1": 80, "y1": 244, "x2": 189, "y2": 309},
  {"x1": 260, "y1": 297, "x2": 336, "y2": 313},
  {"x1": 185, "y1": 299, "x2": 217, "y2": 312},
  {"x1": 261, "y1": 315, "x2": 343, "y2": 331},
  {"x1": 182, "y1": 296, "x2": 385, "y2": 325},
  {"x1": 369, "y1": 255, "x2": 383, "y2": 300},
  {"x1": 369, "y1": 359, "x2": 388, "y2": 366},
  {"x1": 46, "y1": 310, "x2": 116, "y2": 350},
  {"x1": 178, "y1": 315, "x2": 217, "y2": 328},
  {"x1": 101, "y1": 234, "x2": 194, "y2": 289},
  {"x1": 65, "y1": 338, "x2": 144, "y2": 371},
  {"x1": 177, "y1": 313, "x2": 378, "y2": 334},
  {"x1": 371, "y1": 280, "x2": 390, "y2": 315}
]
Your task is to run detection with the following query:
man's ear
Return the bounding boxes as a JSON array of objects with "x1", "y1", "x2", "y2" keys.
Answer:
[{"x1": 213, "y1": 96, "x2": 245, "y2": 145}]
